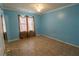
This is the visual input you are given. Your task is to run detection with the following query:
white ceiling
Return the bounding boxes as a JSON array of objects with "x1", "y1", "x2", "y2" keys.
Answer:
[{"x1": 1, "y1": 3, "x2": 72, "y2": 14}]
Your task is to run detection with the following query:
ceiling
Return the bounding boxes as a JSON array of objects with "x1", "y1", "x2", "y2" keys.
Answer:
[{"x1": 1, "y1": 3, "x2": 72, "y2": 14}]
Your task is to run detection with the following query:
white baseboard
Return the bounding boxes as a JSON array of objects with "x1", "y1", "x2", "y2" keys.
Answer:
[
  {"x1": 36, "y1": 33, "x2": 40, "y2": 36},
  {"x1": 38, "y1": 34, "x2": 79, "y2": 48},
  {"x1": 8, "y1": 38, "x2": 19, "y2": 42}
]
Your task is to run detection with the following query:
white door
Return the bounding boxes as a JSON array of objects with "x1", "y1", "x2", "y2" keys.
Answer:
[{"x1": 0, "y1": 15, "x2": 5, "y2": 56}]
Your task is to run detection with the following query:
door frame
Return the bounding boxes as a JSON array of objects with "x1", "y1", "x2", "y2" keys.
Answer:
[
  {"x1": 18, "y1": 15, "x2": 20, "y2": 39},
  {"x1": 1, "y1": 15, "x2": 8, "y2": 40},
  {"x1": 33, "y1": 16, "x2": 36, "y2": 36},
  {"x1": 0, "y1": 14, "x2": 5, "y2": 56}
]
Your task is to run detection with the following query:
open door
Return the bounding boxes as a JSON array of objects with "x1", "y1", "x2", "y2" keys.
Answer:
[
  {"x1": 18, "y1": 15, "x2": 35, "y2": 39},
  {"x1": 1, "y1": 15, "x2": 7, "y2": 41},
  {"x1": 0, "y1": 15, "x2": 5, "y2": 55}
]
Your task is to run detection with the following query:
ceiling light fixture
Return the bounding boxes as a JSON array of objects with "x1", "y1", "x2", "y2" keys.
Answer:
[{"x1": 34, "y1": 4, "x2": 43, "y2": 12}]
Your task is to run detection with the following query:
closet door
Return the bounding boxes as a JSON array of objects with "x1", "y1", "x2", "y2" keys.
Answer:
[
  {"x1": 18, "y1": 15, "x2": 28, "y2": 39},
  {"x1": 28, "y1": 16, "x2": 35, "y2": 37}
]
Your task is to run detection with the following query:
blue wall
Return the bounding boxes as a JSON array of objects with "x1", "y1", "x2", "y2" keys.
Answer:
[
  {"x1": 3, "y1": 10, "x2": 40, "y2": 41},
  {"x1": 39, "y1": 4, "x2": 79, "y2": 46},
  {"x1": 3, "y1": 4, "x2": 79, "y2": 46}
]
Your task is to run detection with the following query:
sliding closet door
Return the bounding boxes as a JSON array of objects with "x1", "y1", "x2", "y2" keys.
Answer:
[
  {"x1": 28, "y1": 16, "x2": 35, "y2": 37},
  {"x1": 18, "y1": 15, "x2": 28, "y2": 39}
]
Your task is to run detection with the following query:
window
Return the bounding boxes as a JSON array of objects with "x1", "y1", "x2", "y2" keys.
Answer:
[
  {"x1": 28, "y1": 17, "x2": 34, "y2": 31},
  {"x1": 18, "y1": 15, "x2": 35, "y2": 38},
  {"x1": 19, "y1": 16, "x2": 34, "y2": 32},
  {"x1": 19, "y1": 16, "x2": 27, "y2": 32}
]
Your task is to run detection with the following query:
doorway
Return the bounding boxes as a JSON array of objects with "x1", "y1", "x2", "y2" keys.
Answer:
[
  {"x1": 0, "y1": 15, "x2": 5, "y2": 56},
  {"x1": 18, "y1": 15, "x2": 35, "y2": 39},
  {"x1": 1, "y1": 15, "x2": 7, "y2": 41}
]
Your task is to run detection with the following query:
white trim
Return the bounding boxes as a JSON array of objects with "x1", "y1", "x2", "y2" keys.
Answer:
[
  {"x1": 2, "y1": 7, "x2": 37, "y2": 14},
  {"x1": 8, "y1": 38, "x2": 19, "y2": 42},
  {"x1": 38, "y1": 34, "x2": 79, "y2": 48},
  {"x1": 36, "y1": 33, "x2": 40, "y2": 36},
  {"x1": 41, "y1": 4, "x2": 77, "y2": 15}
]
